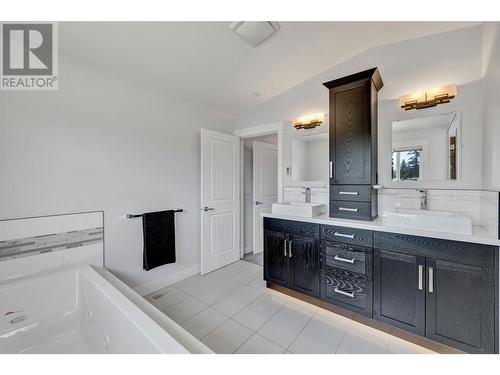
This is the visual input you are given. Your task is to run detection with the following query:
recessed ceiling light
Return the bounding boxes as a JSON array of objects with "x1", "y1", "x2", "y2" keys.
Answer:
[{"x1": 229, "y1": 22, "x2": 280, "y2": 47}]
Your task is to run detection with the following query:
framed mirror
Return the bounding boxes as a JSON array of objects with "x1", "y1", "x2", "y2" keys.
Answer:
[
  {"x1": 291, "y1": 131, "x2": 329, "y2": 183},
  {"x1": 391, "y1": 111, "x2": 461, "y2": 182}
]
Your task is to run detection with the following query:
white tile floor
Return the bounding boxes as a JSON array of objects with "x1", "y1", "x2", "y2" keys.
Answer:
[{"x1": 146, "y1": 260, "x2": 435, "y2": 354}]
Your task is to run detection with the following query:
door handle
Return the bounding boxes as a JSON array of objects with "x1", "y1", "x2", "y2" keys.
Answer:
[
  {"x1": 334, "y1": 288, "x2": 355, "y2": 298},
  {"x1": 202, "y1": 207, "x2": 215, "y2": 211},
  {"x1": 288, "y1": 240, "x2": 293, "y2": 258},
  {"x1": 255, "y1": 201, "x2": 264, "y2": 205},
  {"x1": 283, "y1": 239, "x2": 288, "y2": 257},
  {"x1": 418, "y1": 264, "x2": 423, "y2": 290},
  {"x1": 334, "y1": 255, "x2": 355, "y2": 264},
  {"x1": 428, "y1": 267, "x2": 434, "y2": 293},
  {"x1": 329, "y1": 161, "x2": 333, "y2": 179}
]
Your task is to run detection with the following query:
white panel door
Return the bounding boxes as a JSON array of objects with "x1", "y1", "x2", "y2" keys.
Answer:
[
  {"x1": 201, "y1": 129, "x2": 240, "y2": 274},
  {"x1": 253, "y1": 141, "x2": 278, "y2": 254}
]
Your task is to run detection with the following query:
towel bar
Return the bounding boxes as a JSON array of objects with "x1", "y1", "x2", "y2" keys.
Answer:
[{"x1": 127, "y1": 209, "x2": 183, "y2": 218}]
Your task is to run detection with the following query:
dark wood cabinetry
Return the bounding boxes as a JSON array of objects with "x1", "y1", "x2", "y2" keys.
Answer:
[
  {"x1": 319, "y1": 224, "x2": 373, "y2": 317},
  {"x1": 323, "y1": 68, "x2": 383, "y2": 221},
  {"x1": 425, "y1": 259, "x2": 495, "y2": 354},
  {"x1": 263, "y1": 230, "x2": 288, "y2": 287},
  {"x1": 289, "y1": 235, "x2": 320, "y2": 297},
  {"x1": 373, "y1": 232, "x2": 497, "y2": 354},
  {"x1": 264, "y1": 217, "x2": 498, "y2": 353},
  {"x1": 373, "y1": 250, "x2": 425, "y2": 335},
  {"x1": 263, "y1": 218, "x2": 320, "y2": 298}
]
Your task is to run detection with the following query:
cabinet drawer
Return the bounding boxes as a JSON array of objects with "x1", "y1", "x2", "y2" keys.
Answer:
[
  {"x1": 321, "y1": 225, "x2": 372, "y2": 247},
  {"x1": 264, "y1": 217, "x2": 319, "y2": 238},
  {"x1": 321, "y1": 268, "x2": 372, "y2": 317},
  {"x1": 373, "y1": 231, "x2": 496, "y2": 269},
  {"x1": 330, "y1": 201, "x2": 373, "y2": 221},
  {"x1": 330, "y1": 185, "x2": 371, "y2": 202},
  {"x1": 321, "y1": 241, "x2": 368, "y2": 276}
]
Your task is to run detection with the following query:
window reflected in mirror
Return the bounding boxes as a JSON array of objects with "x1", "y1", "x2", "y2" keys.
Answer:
[{"x1": 391, "y1": 112, "x2": 461, "y2": 182}]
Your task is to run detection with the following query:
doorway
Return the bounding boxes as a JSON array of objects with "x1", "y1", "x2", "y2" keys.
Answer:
[{"x1": 242, "y1": 134, "x2": 278, "y2": 263}]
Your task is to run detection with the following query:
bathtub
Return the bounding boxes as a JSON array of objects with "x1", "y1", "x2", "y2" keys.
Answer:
[{"x1": 0, "y1": 265, "x2": 210, "y2": 354}]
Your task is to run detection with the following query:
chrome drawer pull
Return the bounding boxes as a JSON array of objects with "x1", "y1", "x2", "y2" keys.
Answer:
[
  {"x1": 338, "y1": 191, "x2": 359, "y2": 196},
  {"x1": 334, "y1": 288, "x2": 355, "y2": 298},
  {"x1": 283, "y1": 239, "x2": 288, "y2": 257},
  {"x1": 333, "y1": 232, "x2": 355, "y2": 239},
  {"x1": 329, "y1": 161, "x2": 333, "y2": 179},
  {"x1": 418, "y1": 264, "x2": 423, "y2": 290},
  {"x1": 428, "y1": 267, "x2": 434, "y2": 293},
  {"x1": 288, "y1": 240, "x2": 293, "y2": 258},
  {"x1": 338, "y1": 207, "x2": 359, "y2": 212},
  {"x1": 334, "y1": 255, "x2": 355, "y2": 264}
]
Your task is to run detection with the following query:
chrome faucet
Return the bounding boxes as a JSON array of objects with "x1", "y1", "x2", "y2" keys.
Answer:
[
  {"x1": 419, "y1": 189, "x2": 428, "y2": 210},
  {"x1": 303, "y1": 188, "x2": 312, "y2": 203}
]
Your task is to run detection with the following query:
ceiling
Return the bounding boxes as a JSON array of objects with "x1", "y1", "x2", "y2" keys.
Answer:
[{"x1": 60, "y1": 22, "x2": 479, "y2": 116}]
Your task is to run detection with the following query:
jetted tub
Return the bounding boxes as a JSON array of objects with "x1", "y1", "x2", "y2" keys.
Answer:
[{"x1": 0, "y1": 265, "x2": 210, "y2": 354}]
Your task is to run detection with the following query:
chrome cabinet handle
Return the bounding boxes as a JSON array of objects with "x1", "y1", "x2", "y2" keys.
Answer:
[
  {"x1": 203, "y1": 207, "x2": 215, "y2": 211},
  {"x1": 428, "y1": 267, "x2": 434, "y2": 293},
  {"x1": 329, "y1": 161, "x2": 333, "y2": 179},
  {"x1": 333, "y1": 232, "x2": 355, "y2": 239},
  {"x1": 338, "y1": 191, "x2": 359, "y2": 196},
  {"x1": 288, "y1": 240, "x2": 293, "y2": 258},
  {"x1": 283, "y1": 239, "x2": 288, "y2": 257},
  {"x1": 334, "y1": 288, "x2": 355, "y2": 298},
  {"x1": 339, "y1": 207, "x2": 359, "y2": 212},
  {"x1": 334, "y1": 255, "x2": 355, "y2": 264},
  {"x1": 418, "y1": 265, "x2": 423, "y2": 290}
]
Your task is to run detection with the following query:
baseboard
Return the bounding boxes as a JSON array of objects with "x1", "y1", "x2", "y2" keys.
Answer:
[
  {"x1": 244, "y1": 244, "x2": 253, "y2": 254},
  {"x1": 133, "y1": 263, "x2": 200, "y2": 296}
]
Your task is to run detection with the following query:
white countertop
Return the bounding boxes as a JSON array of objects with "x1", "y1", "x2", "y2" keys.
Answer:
[{"x1": 262, "y1": 212, "x2": 500, "y2": 246}]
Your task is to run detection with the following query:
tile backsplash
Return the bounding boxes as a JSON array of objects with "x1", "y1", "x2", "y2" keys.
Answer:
[
  {"x1": 283, "y1": 187, "x2": 329, "y2": 204},
  {"x1": 283, "y1": 186, "x2": 499, "y2": 238}
]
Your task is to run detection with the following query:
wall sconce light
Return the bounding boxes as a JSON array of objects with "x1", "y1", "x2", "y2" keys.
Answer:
[
  {"x1": 293, "y1": 113, "x2": 324, "y2": 130},
  {"x1": 400, "y1": 84, "x2": 457, "y2": 111}
]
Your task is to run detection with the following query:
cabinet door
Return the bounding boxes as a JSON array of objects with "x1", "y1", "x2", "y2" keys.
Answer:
[
  {"x1": 330, "y1": 81, "x2": 371, "y2": 185},
  {"x1": 263, "y1": 230, "x2": 288, "y2": 287},
  {"x1": 288, "y1": 235, "x2": 319, "y2": 298},
  {"x1": 426, "y1": 259, "x2": 495, "y2": 353},
  {"x1": 373, "y1": 249, "x2": 425, "y2": 335}
]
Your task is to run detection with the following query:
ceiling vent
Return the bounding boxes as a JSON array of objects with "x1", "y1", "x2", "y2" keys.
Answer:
[{"x1": 229, "y1": 22, "x2": 280, "y2": 47}]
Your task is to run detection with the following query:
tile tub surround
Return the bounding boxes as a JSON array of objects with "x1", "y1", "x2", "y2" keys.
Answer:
[
  {"x1": 0, "y1": 212, "x2": 104, "y2": 282},
  {"x1": 146, "y1": 260, "x2": 434, "y2": 354},
  {"x1": 0, "y1": 227, "x2": 104, "y2": 262}
]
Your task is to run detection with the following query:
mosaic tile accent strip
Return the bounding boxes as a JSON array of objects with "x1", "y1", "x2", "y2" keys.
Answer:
[{"x1": 0, "y1": 227, "x2": 103, "y2": 262}]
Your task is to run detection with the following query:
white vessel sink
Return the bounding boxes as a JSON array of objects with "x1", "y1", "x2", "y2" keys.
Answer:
[
  {"x1": 385, "y1": 208, "x2": 472, "y2": 235},
  {"x1": 272, "y1": 202, "x2": 326, "y2": 218}
]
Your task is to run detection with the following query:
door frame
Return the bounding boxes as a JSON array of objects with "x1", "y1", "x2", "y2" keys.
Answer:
[{"x1": 234, "y1": 122, "x2": 284, "y2": 258}]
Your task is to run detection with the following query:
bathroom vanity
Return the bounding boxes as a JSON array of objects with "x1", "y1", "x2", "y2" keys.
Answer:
[
  {"x1": 268, "y1": 67, "x2": 500, "y2": 354},
  {"x1": 263, "y1": 214, "x2": 499, "y2": 354}
]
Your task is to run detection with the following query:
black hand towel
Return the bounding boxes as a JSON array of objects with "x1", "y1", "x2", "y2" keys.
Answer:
[{"x1": 142, "y1": 210, "x2": 176, "y2": 271}]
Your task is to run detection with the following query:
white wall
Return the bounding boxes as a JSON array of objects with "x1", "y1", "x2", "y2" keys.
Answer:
[
  {"x1": 482, "y1": 23, "x2": 500, "y2": 191},
  {"x1": 0, "y1": 54, "x2": 234, "y2": 291}
]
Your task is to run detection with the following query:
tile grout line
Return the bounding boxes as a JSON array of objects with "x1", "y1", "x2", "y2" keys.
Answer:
[{"x1": 284, "y1": 312, "x2": 315, "y2": 353}]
